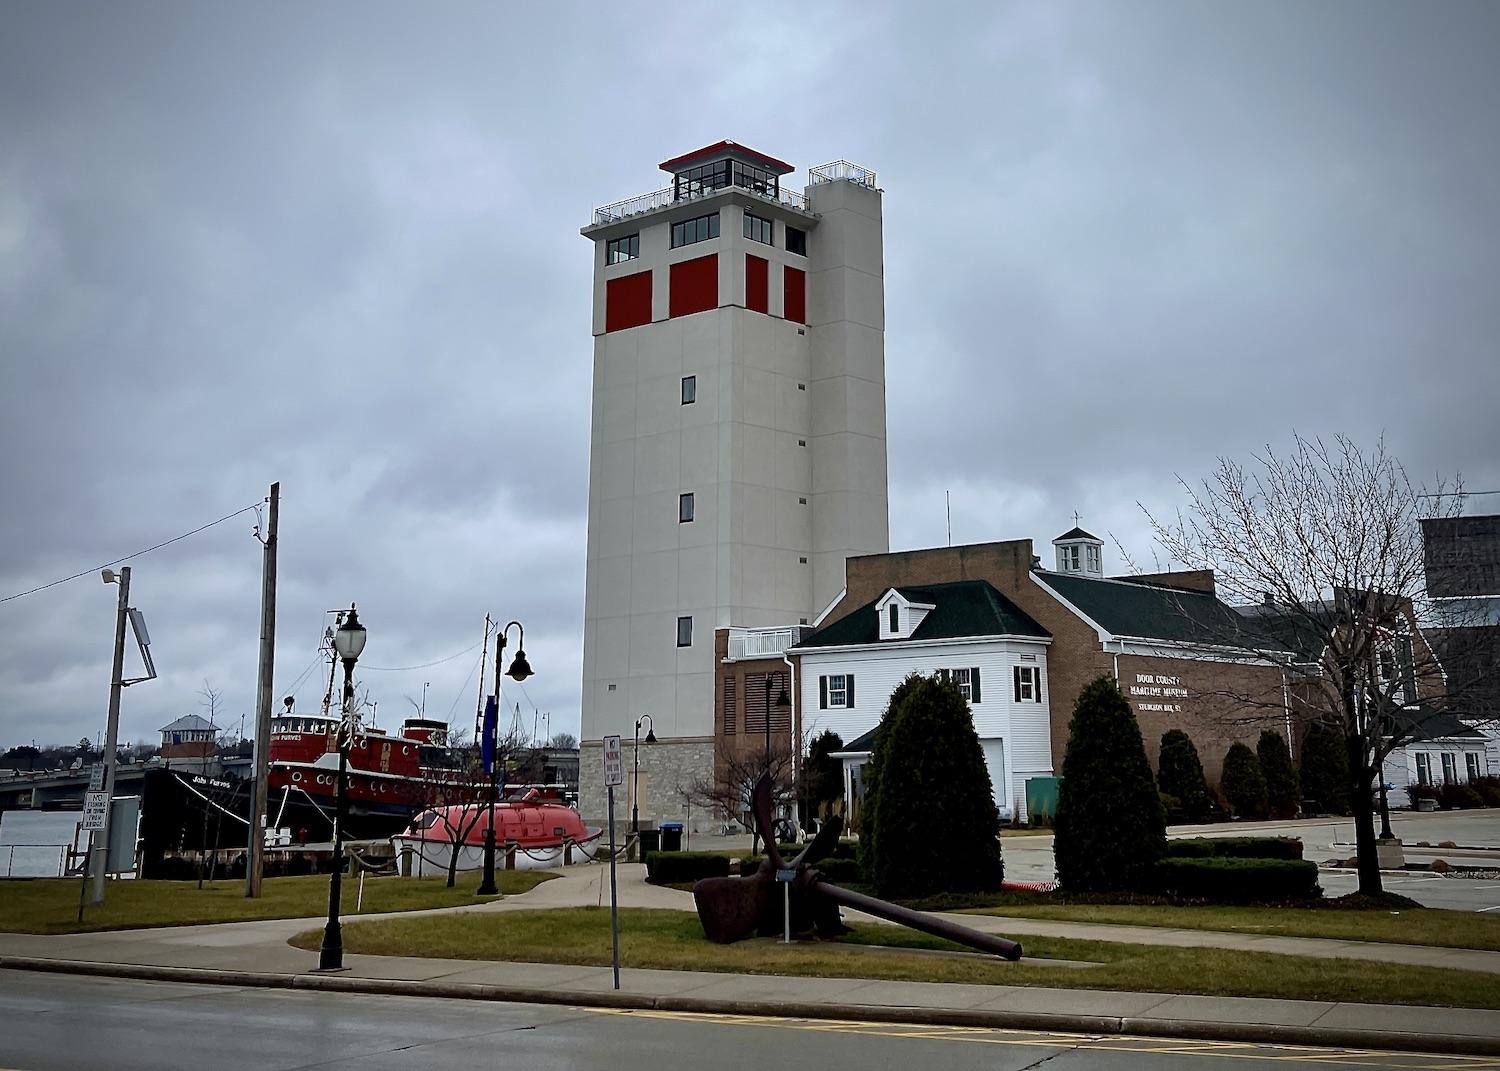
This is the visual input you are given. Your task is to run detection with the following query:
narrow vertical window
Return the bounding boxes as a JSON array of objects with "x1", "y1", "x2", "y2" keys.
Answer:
[
  {"x1": 676, "y1": 616, "x2": 693, "y2": 648},
  {"x1": 888, "y1": 604, "x2": 899, "y2": 633},
  {"x1": 679, "y1": 492, "x2": 695, "y2": 523},
  {"x1": 681, "y1": 375, "x2": 696, "y2": 404}
]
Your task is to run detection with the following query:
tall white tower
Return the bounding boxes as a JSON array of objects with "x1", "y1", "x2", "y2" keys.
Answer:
[{"x1": 578, "y1": 143, "x2": 889, "y2": 825}]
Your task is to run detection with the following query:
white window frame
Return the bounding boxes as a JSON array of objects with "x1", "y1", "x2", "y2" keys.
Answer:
[
  {"x1": 1467, "y1": 752, "x2": 1482, "y2": 781},
  {"x1": 1441, "y1": 752, "x2": 1457, "y2": 785},
  {"x1": 951, "y1": 667, "x2": 972, "y2": 702},
  {"x1": 1416, "y1": 752, "x2": 1431, "y2": 785},
  {"x1": 827, "y1": 674, "x2": 849, "y2": 709},
  {"x1": 1086, "y1": 544, "x2": 1100, "y2": 572},
  {"x1": 1016, "y1": 665, "x2": 1038, "y2": 702}
]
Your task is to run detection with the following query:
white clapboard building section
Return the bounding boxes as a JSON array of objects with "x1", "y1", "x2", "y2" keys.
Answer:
[
  {"x1": 1381, "y1": 710, "x2": 1491, "y2": 807},
  {"x1": 577, "y1": 142, "x2": 890, "y2": 825},
  {"x1": 791, "y1": 580, "x2": 1053, "y2": 822}
]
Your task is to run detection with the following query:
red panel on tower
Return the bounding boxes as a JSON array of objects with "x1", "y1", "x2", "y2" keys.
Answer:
[
  {"x1": 605, "y1": 270, "x2": 652, "y2": 333},
  {"x1": 670, "y1": 254, "x2": 719, "y2": 319},
  {"x1": 745, "y1": 254, "x2": 769, "y2": 314},
  {"x1": 784, "y1": 265, "x2": 806, "y2": 324}
]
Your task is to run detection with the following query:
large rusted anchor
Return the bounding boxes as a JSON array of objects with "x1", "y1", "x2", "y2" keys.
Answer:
[{"x1": 692, "y1": 774, "x2": 1022, "y2": 960}]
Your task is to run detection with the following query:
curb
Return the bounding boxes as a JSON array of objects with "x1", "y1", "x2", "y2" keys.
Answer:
[{"x1": 3, "y1": 954, "x2": 1497, "y2": 1057}]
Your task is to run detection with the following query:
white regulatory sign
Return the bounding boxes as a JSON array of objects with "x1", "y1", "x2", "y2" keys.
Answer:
[
  {"x1": 603, "y1": 734, "x2": 624, "y2": 788},
  {"x1": 88, "y1": 765, "x2": 104, "y2": 791},
  {"x1": 82, "y1": 791, "x2": 109, "y2": 831}
]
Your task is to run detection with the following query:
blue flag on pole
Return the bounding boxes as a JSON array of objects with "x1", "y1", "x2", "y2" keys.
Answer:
[{"x1": 481, "y1": 695, "x2": 498, "y2": 773}]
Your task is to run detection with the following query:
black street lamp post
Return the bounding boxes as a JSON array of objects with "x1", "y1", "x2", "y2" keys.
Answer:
[
  {"x1": 319, "y1": 605, "x2": 367, "y2": 972},
  {"x1": 754, "y1": 671, "x2": 792, "y2": 853},
  {"x1": 478, "y1": 621, "x2": 533, "y2": 897},
  {"x1": 631, "y1": 714, "x2": 655, "y2": 834},
  {"x1": 763, "y1": 671, "x2": 791, "y2": 769}
]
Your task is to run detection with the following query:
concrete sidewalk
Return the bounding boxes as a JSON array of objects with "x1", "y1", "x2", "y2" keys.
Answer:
[{"x1": 3, "y1": 865, "x2": 1500, "y2": 1056}]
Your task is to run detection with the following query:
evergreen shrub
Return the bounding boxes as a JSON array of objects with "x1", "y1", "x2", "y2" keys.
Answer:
[
  {"x1": 1164, "y1": 836, "x2": 1304, "y2": 860},
  {"x1": 1157, "y1": 730, "x2": 1213, "y2": 823},
  {"x1": 860, "y1": 673, "x2": 1004, "y2": 898},
  {"x1": 1257, "y1": 730, "x2": 1300, "y2": 820},
  {"x1": 1054, "y1": 676, "x2": 1166, "y2": 892},
  {"x1": 1221, "y1": 742, "x2": 1268, "y2": 819},
  {"x1": 1299, "y1": 720, "x2": 1350, "y2": 815},
  {"x1": 1154, "y1": 857, "x2": 1320, "y2": 902},
  {"x1": 644, "y1": 851, "x2": 732, "y2": 884}
]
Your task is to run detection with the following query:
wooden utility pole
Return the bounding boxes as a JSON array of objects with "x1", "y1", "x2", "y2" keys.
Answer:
[{"x1": 246, "y1": 482, "x2": 279, "y2": 897}]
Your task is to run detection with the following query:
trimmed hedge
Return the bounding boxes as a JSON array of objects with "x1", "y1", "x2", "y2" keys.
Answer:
[
  {"x1": 1154, "y1": 857, "x2": 1320, "y2": 902},
  {"x1": 1164, "y1": 836, "x2": 1304, "y2": 861},
  {"x1": 644, "y1": 851, "x2": 732, "y2": 884},
  {"x1": 737, "y1": 855, "x2": 863, "y2": 884}
]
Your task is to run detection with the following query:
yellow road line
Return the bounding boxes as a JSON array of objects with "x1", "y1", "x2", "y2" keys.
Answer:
[{"x1": 590, "y1": 1007, "x2": 1494, "y2": 1068}]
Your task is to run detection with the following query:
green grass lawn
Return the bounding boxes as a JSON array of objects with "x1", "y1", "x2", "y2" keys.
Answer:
[
  {"x1": 289, "y1": 906, "x2": 1500, "y2": 1011},
  {"x1": 939, "y1": 895, "x2": 1500, "y2": 952},
  {"x1": 0, "y1": 871, "x2": 554, "y2": 934}
]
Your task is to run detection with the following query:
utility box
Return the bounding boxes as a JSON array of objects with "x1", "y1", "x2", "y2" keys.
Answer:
[{"x1": 1024, "y1": 777, "x2": 1060, "y2": 826}]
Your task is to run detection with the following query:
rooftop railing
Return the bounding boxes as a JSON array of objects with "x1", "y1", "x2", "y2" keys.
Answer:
[
  {"x1": 727, "y1": 626, "x2": 812, "y2": 661},
  {"x1": 808, "y1": 160, "x2": 877, "y2": 189},
  {"x1": 592, "y1": 179, "x2": 810, "y2": 227}
]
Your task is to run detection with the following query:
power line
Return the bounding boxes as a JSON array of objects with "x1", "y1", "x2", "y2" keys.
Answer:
[
  {"x1": 0, "y1": 501, "x2": 264, "y2": 605},
  {"x1": 361, "y1": 641, "x2": 482, "y2": 672}
]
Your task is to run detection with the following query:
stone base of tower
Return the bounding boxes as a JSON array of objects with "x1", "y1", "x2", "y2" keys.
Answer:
[{"x1": 579, "y1": 736, "x2": 716, "y2": 834}]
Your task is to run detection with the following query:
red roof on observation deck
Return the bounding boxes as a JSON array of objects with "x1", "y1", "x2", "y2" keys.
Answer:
[{"x1": 659, "y1": 141, "x2": 794, "y2": 176}]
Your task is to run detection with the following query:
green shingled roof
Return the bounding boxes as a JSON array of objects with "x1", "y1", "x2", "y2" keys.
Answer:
[
  {"x1": 793, "y1": 580, "x2": 1050, "y2": 650},
  {"x1": 1035, "y1": 570, "x2": 1255, "y2": 646}
]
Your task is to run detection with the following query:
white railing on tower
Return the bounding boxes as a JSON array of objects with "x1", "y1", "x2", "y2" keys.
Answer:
[
  {"x1": 727, "y1": 626, "x2": 811, "y2": 661},
  {"x1": 592, "y1": 181, "x2": 811, "y2": 227},
  {"x1": 808, "y1": 160, "x2": 878, "y2": 189}
]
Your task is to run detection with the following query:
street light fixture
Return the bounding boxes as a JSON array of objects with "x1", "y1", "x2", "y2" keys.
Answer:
[
  {"x1": 631, "y1": 714, "x2": 656, "y2": 834},
  {"x1": 318, "y1": 604, "x2": 366, "y2": 971},
  {"x1": 478, "y1": 620, "x2": 532, "y2": 896}
]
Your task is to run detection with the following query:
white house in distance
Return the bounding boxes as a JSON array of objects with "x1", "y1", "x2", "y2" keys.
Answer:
[
  {"x1": 1382, "y1": 710, "x2": 1490, "y2": 807},
  {"x1": 791, "y1": 580, "x2": 1054, "y2": 823}
]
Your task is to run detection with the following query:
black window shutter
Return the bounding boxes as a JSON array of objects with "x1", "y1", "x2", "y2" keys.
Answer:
[
  {"x1": 1014, "y1": 665, "x2": 1022, "y2": 701},
  {"x1": 971, "y1": 668, "x2": 981, "y2": 704},
  {"x1": 819, "y1": 676, "x2": 828, "y2": 710},
  {"x1": 1036, "y1": 670, "x2": 1044, "y2": 704},
  {"x1": 847, "y1": 675, "x2": 855, "y2": 707}
]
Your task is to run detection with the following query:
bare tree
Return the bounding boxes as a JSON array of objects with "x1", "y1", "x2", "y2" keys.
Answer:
[
  {"x1": 416, "y1": 726, "x2": 534, "y2": 887},
  {"x1": 678, "y1": 745, "x2": 799, "y2": 851},
  {"x1": 1146, "y1": 434, "x2": 1496, "y2": 896},
  {"x1": 547, "y1": 731, "x2": 578, "y2": 750}
]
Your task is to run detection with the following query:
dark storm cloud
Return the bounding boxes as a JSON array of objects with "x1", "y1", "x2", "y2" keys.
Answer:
[{"x1": 3, "y1": 2, "x2": 1497, "y2": 748}]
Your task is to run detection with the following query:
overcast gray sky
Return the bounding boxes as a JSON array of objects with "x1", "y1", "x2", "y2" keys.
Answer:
[{"x1": 2, "y1": 2, "x2": 1497, "y2": 752}]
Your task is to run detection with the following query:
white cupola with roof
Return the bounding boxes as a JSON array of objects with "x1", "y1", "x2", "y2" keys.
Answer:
[{"x1": 1053, "y1": 526, "x2": 1104, "y2": 578}]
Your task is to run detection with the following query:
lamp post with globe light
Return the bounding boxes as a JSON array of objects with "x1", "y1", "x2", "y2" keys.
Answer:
[
  {"x1": 477, "y1": 621, "x2": 533, "y2": 896},
  {"x1": 318, "y1": 605, "x2": 367, "y2": 971}
]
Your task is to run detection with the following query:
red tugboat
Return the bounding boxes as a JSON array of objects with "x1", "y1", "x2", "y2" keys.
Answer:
[
  {"x1": 392, "y1": 791, "x2": 603, "y2": 874},
  {"x1": 266, "y1": 708, "x2": 460, "y2": 841}
]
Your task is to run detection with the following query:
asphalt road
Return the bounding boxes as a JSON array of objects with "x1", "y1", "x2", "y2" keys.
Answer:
[{"x1": 0, "y1": 971, "x2": 1487, "y2": 1071}]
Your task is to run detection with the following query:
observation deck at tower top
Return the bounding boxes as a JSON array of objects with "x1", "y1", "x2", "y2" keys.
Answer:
[{"x1": 587, "y1": 140, "x2": 877, "y2": 229}]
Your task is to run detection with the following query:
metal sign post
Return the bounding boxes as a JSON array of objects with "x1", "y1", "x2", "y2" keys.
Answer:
[
  {"x1": 603, "y1": 734, "x2": 624, "y2": 990},
  {"x1": 776, "y1": 868, "x2": 796, "y2": 944}
]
